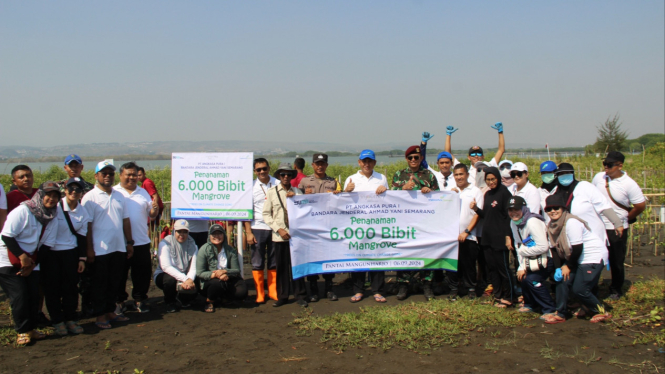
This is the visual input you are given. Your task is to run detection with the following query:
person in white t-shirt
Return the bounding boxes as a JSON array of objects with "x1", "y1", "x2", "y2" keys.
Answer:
[
  {"x1": 448, "y1": 163, "x2": 484, "y2": 299},
  {"x1": 0, "y1": 183, "x2": 7, "y2": 231},
  {"x1": 591, "y1": 151, "x2": 646, "y2": 299},
  {"x1": 81, "y1": 161, "x2": 133, "y2": 330},
  {"x1": 543, "y1": 194, "x2": 611, "y2": 324},
  {"x1": 0, "y1": 181, "x2": 59, "y2": 345},
  {"x1": 113, "y1": 162, "x2": 159, "y2": 313},
  {"x1": 509, "y1": 162, "x2": 541, "y2": 214},
  {"x1": 443, "y1": 123, "x2": 506, "y2": 187},
  {"x1": 243, "y1": 158, "x2": 281, "y2": 304},
  {"x1": 343, "y1": 149, "x2": 389, "y2": 303}
]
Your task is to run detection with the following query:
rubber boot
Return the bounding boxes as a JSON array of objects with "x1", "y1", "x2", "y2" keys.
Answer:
[
  {"x1": 325, "y1": 280, "x2": 338, "y2": 301},
  {"x1": 423, "y1": 281, "x2": 434, "y2": 301},
  {"x1": 396, "y1": 283, "x2": 408, "y2": 300},
  {"x1": 252, "y1": 270, "x2": 266, "y2": 304},
  {"x1": 267, "y1": 269, "x2": 278, "y2": 301},
  {"x1": 309, "y1": 281, "x2": 320, "y2": 302}
]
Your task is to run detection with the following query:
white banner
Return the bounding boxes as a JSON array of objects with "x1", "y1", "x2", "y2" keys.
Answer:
[
  {"x1": 171, "y1": 152, "x2": 254, "y2": 221},
  {"x1": 288, "y1": 191, "x2": 460, "y2": 279}
]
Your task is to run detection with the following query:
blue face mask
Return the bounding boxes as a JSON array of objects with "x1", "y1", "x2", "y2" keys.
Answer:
[
  {"x1": 559, "y1": 174, "x2": 574, "y2": 186},
  {"x1": 541, "y1": 174, "x2": 555, "y2": 184}
]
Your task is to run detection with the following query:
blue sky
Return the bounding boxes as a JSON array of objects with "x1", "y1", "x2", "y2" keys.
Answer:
[{"x1": 1, "y1": 1, "x2": 663, "y2": 150}]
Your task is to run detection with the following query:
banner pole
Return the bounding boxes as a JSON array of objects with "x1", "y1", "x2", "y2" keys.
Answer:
[{"x1": 237, "y1": 221, "x2": 244, "y2": 279}]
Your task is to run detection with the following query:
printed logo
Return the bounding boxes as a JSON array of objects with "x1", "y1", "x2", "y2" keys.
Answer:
[
  {"x1": 294, "y1": 199, "x2": 317, "y2": 206},
  {"x1": 491, "y1": 200, "x2": 498, "y2": 208},
  {"x1": 173, "y1": 155, "x2": 184, "y2": 159}
]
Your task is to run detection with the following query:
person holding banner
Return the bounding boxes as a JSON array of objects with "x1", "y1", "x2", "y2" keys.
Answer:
[
  {"x1": 298, "y1": 153, "x2": 342, "y2": 302},
  {"x1": 343, "y1": 149, "x2": 389, "y2": 303},
  {"x1": 391, "y1": 145, "x2": 439, "y2": 301},
  {"x1": 470, "y1": 167, "x2": 514, "y2": 308},
  {"x1": 243, "y1": 158, "x2": 280, "y2": 304},
  {"x1": 196, "y1": 224, "x2": 247, "y2": 313},
  {"x1": 264, "y1": 163, "x2": 307, "y2": 307}
]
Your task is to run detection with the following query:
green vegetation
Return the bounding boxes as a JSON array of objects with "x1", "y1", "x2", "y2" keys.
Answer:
[
  {"x1": 290, "y1": 298, "x2": 534, "y2": 353},
  {"x1": 595, "y1": 114, "x2": 629, "y2": 152},
  {"x1": 607, "y1": 277, "x2": 665, "y2": 347}
]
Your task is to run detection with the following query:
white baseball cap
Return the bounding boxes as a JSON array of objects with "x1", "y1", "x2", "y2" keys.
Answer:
[
  {"x1": 510, "y1": 162, "x2": 528, "y2": 172},
  {"x1": 173, "y1": 219, "x2": 190, "y2": 232}
]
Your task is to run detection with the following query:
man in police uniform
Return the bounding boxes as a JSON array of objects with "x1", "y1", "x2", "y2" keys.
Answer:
[{"x1": 298, "y1": 153, "x2": 342, "y2": 302}]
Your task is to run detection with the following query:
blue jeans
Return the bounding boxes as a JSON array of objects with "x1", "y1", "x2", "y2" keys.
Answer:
[
  {"x1": 555, "y1": 260, "x2": 604, "y2": 316},
  {"x1": 521, "y1": 260, "x2": 555, "y2": 314}
]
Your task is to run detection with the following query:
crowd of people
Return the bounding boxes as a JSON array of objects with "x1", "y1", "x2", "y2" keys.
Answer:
[{"x1": 0, "y1": 123, "x2": 648, "y2": 345}]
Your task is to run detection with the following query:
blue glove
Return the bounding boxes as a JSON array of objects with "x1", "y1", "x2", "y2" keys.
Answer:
[
  {"x1": 421, "y1": 132, "x2": 434, "y2": 143},
  {"x1": 446, "y1": 126, "x2": 459, "y2": 136},
  {"x1": 554, "y1": 268, "x2": 563, "y2": 282},
  {"x1": 491, "y1": 122, "x2": 503, "y2": 133}
]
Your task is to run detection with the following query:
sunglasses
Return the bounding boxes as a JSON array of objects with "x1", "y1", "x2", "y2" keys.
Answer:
[
  {"x1": 500, "y1": 164, "x2": 512, "y2": 170},
  {"x1": 544, "y1": 206, "x2": 562, "y2": 213},
  {"x1": 67, "y1": 186, "x2": 83, "y2": 193},
  {"x1": 509, "y1": 171, "x2": 524, "y2": 178},
  {"x1": 469, "y1": 153, "x2": 483, "y2": 157},
  {"x1": 279, "y1": 173, "x2": 292, "y2": 177},
  {"x1": 407, "y1": 155, "x2": 420, "y2": 161},
  {"x1": 255, "y1": 167, "x2": 269, "y2": 172},
  {"x1": 100, "y1": 172, "x2": 115, "y2": 177},
  {"x1": 443, "y1": 179, "x2": 448, "y2": 188},
  {"x1": 603, "y1": 162, "x2": 617, "y2": 168}
]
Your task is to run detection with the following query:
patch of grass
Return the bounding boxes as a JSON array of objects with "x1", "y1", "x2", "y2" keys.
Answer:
[
  {"x1": 540, "y1": 343, "x2": 600, "y2": 366},
  {"x1": 606, "y1": 277, "x2": 665, "y2": 347},
  {"x1": 608, "y1": 357, "x2": 663, "y2": 374},
  {"x1": 291, "y1": 298, "x2": 534, "y2": 353}
]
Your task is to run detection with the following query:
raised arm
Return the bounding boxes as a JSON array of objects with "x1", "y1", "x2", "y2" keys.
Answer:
[{"x1": 490, "y1": 122, "x2": 505, "y2": 164}]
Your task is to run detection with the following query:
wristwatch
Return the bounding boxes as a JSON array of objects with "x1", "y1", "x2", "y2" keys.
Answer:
[
  {"x1": 464, "y1": 229, "x2": 471, "y2": 234},
  {"x1": 126, "y1": 240, "x2": 135, "y2": 246}
]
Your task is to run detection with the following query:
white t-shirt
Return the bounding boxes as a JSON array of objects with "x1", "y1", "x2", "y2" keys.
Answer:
[
  {"x1": 251, "y1": 177, "x2": 279, "y2": 231},
  {"x1": 468, "y1": 158, "x2": 498, "y2": 187},
  {"x1": 566, "y1": 218, "x2": 608, "y2": 265},
  {"x1": 427, "y1": 166, "x2": 456, "y2": 191},
  {"x1": 113, "y1": 185, "x2": 153, "y2": 246},
  {"x1": 511, "y1": 181, "x2": 542, "y2": 214},
  {"x1": 0, "y1": 204, "x2": 58, "y2": 270},
  {"x1": 81, "y1": 186, "x2": 130, "y2": 256},
  {"x1": 154, "y1": 240, "x2": 198, "y2": 282},
  {"x1": 54, "y1": 198, "x2": 91, "y2": 251},
  {"x1": 539, "y1": 185, "x2": 558, "y2": 225},
  {"x1": 343, "y1": 171, "x2": 389, "y2": 192},
  {"x1": 569, "y1": 181, "x2": 612, "y2": 245},
  {"x1": 457, "y1": 184, "x2": 484, "y2": 241},
  {"x1": 187, "y1": 220, "x2": 209, "y2": 233},
  {"x1": 0, "y1": 184, "x2": 6, "y2": 210},
  {"x1": 592, "y1": 172, "x2": 646, "y2": 229}
]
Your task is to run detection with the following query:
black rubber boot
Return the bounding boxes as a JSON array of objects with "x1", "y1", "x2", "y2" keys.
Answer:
[
  {"x1": 309, "y1": 282, "x2": 319, "y2": 302},
  {"x1": 325, "y1": 281, "x2": 338, "y2": 301},
  {"x1": 396, "y1": 283, "x2": 408, "y2": 300}
]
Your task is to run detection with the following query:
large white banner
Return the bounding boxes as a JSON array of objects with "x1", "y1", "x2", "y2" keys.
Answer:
[
  {"x1": 171, "y1": 152, "x2": 254, "y2": 221},
  {"x1": 288, "y1": 191, "x2": 460, "y2": 279}
]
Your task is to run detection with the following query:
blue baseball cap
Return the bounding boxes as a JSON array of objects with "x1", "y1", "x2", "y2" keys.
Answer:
[
  {"x1": 540, "y1": 161, "x2": 557, "y2": 173},
  {"x1": 436, "y1": 151, "x2": 453, "y2": 161},
  {"x1": 359, "y1": 149, "x2": 376, "y2": 160},
  {"x1": 64, "y1": 154, "x2": 82, "y2": 165}
]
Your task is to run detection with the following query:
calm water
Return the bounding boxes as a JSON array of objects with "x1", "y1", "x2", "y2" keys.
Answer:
[{"x1": 0, "y1": 152, "x2": 585, "y2": 175}]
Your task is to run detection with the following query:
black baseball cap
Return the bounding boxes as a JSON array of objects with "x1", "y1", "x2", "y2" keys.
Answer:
[
  {"x1": 66, "y1": 177, "x2": 85, "y2": 189},
  {"x1": 604, "y1": 151, "x2": 625, "y2": 164},
  {"x1": 468, "y1": 146, "x2": 484, "y2": 156},
  {"x1": 507, "y1": 196, "x2": 526, "y2": 209},
  {"x1": 312, "y1": 153, "x2": 328, "y2": 163}
]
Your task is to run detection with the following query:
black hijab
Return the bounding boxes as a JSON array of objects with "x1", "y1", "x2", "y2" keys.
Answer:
[
  {"x1": 554, "y1": 162, "x2": 579, "y2": 209},
  {"x1": 484, "y1": 167, "x2": 507, "y2": 195}
]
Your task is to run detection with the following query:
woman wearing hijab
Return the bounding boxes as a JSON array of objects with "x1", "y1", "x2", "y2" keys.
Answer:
[
  {"x1": 196, "y1": 224, "x2": 247, "y2": 313},
  {"x1": 554, "y1": 163, "x2": 623, "y2": 244},
  {"x1": 154, "y1": 219, "x2": 198, "y2": 313},
  {"x1": 0, "y1": 182, "x2": 60, "y2": 345},
  {"x1": 41, "y1": 178, "x2": 90, "y2": 336},
  {"x1": 470, "y1": 167, "x2": 514, "y2": 307},
  {"x1": 543, "y1": 195, "x2": 611, "y2": 324},
  {"x1": 507, "y1": 196, "x2": 555, "y2": 317}
]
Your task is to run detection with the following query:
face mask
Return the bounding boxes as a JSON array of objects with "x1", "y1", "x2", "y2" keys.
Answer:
[
  {"x1": 541, "y1": 174, "x2": 556, "y2": 184},
  {"x1": 501, "y1": 169, "x2": 511, "y2": 179},
  {"x1": 475, "y1": 171, "x2": 486, "y2": 188},
  {"x1": 513, "y1": 217, "x2": 523, "y2": 225},
  {"x1": 558, "y1": 174, "x2": 574, "y2": 186}
]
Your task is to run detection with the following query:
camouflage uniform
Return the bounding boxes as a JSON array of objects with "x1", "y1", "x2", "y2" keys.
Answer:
[{"x1": 391, "y1": 166, "x2": 439, "y2": 285}]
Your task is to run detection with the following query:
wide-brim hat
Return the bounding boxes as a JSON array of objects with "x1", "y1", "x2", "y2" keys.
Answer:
[{"x1": 273, "y1": 163, "x2": 297, "y2": 178}]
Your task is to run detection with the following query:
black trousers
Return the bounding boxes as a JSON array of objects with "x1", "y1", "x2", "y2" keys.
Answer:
[
  {"x1": 0, "y1": 267, "x2": 40, "y2": 333},
  {"x1": 90, "y1": 252, "x2": 126, "y2": 317},
  {"x1": 483, "y1": 247, "x2": 513, "y2": 301},
  {"x1": 606, "y1": 229, "x2": 628, "y2": 295},
  {"x1": 202, "y1": 276, "x2": 248, "y2": 302},
  {"x1": 446, "y1": 239, "x2": 479, "y2": 293},
  {"x1": 155, "y1": 273, "x2": 198, "y2": 305},
  {"x1": 307, "y1": 273, "x2": 335, "y2": 285},
  {"x1": 189, "y1": 232, "x2": 209, "y2": 249},
  {"x1": 274, "y1": 241, "x2": 306, "y2": 301},
  {"x1": 40, "y1": 248, "x2": 80, "y2": 324},
  {"x1": 476, "y1": 237, "x2": 489, "y2": 290},
  {"x1": 118, "y1": 244, "x2": 152, "y2": 302},
  {"x1": 521, "y1": 261, "x2": 555, "y2": 314},
  {"x1": 250, "y1": 229, "x2": 276, "y2": 270},
  {"x1": 555, "y1": 261, "x2": 605, "y2": 316},
  {"x1": 352, "y1": 271, "x2": 385, "y2": 295}
]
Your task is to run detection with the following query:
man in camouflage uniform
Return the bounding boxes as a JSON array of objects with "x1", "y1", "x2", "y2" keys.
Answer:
[
  {"x1": 57, "y1": 154, "x2": 95, "y2": 317},
  {"x1": 391, "y1": 145, "x2": 439, "y2": 301},
  {"x1": 298, "y1": 153, "x2": 342, "y2": 302}
]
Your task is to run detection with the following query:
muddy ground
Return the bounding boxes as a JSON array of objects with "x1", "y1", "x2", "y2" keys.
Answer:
[{"x1": 0, "y1": 248, "x2": 663, "y2": 374}]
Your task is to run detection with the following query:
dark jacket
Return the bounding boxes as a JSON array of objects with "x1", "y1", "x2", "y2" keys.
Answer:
[
  {"x1": 475, "y1": 167, "x2": 513, "y2": 249},
  {"x1": 195, "y1": 226, "x2": 241, "y2": 287}
]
